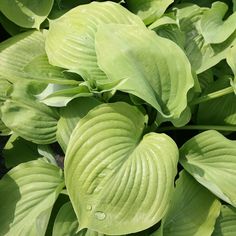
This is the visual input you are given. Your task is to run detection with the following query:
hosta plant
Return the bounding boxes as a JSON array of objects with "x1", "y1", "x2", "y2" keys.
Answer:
[{"x1": 0, "y1": 0, "x2": 236, "y2": 235}]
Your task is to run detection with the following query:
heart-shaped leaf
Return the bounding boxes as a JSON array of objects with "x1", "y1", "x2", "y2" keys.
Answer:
[
  {"x1": 0, "y1": 159, "x2": 65, "y2": 236},
  {"x1": 95, "y1": 24, "x2": 194, "y2": 126},
  {"x1": 180, "y1": 130, "x2": 236, "y2": 207},
  {"x1": 45, "y1": 1, "x2": 145, "y2": 81},
  {"x1": 65, "y1": 102, "x2": 178, "y2": 235}
]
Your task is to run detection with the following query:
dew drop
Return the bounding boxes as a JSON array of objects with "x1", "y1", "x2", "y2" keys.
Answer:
[
  {"x1": 86, "y1": 205, "x2": 92, "y2": 211},
  {"x1": 94, "y1": 211, "x2": 106, "y2": 221},
  {"x1": 28, "y1": 16, "x2": 35, "y2": 22}
]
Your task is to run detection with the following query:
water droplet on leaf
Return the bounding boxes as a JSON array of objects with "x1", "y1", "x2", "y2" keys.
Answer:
[
  {"x1": 28, "y1": 16, "x2": 35, "y2": 22},
  {"x1": 95, "y1": 211, "x2": 106, "y2": 220},
  {"x1": 86, "y1": 205, "x2": 92, "y2": 211}
]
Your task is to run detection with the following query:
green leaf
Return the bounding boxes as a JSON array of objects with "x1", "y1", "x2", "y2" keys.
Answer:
[
  {"x1": 95, "y1": 24, "x2": 194, "y2": 126},
  {"x1": 197, "y1": 78, "x2": 236, "y2": 126},
  {"x1": 155, "y1": 171, "x2": 221, "y2": 236},
  {"x1": 37, "y1": 83, "x2": 92, "y2": 107},
  {"x1": 65, "y1": 102, "x2": 178, "y2": 235},
  {"x1": 148, "y1": 15, "x2": 177, "y2": 30},
  {"x1": 0, "y1": 30, "x2": 78, "y2": 85},
  {"x1": 212, "y1": 205, "x2": 236, "y2": 236},
  {"x1": 200, "y1": 2, "x2": 236, "y2": 44},
  {"x1": 125, "y1": 0, "x2": 174, "y2": 25},
  {"x1": 180, "y1": 130, "x2": 236, "y2": 207},
  {"x1": 0, "y1": 0, "x2": 54, "y2": 29},
  {"x1": 1, "y1": 83, "x2": 59, "y2": 144},
  {"x1": 45, "y1": 194, "x2": 70, "y2": 236},
  {"x1": 0, "y1": 159, "x2": 65, "y2": 236},
  {"x1": 176, "y1": 4, "x2": 236, "y2": 73},
  {"x1": 0, "y1": 12, "x2": 25, "y2": 36},
  {"x1": 3, "y1": 134, "x2": 40, "y2": 168},
  {"x1": 52, "y1": 202, "x2": 79, "y2": 236},
  {"x1": 226, "y1": 45, "x2": 236, "y2": 93},
  {"x1": 45, "y1": 1, "x2": 144, "y2": 81},
  {"x1": 0, "y1": 118, "x2": 11, "y2": 136},
  {"x1": 57, "y1": 97, "x2": 101, "y2": 152}
]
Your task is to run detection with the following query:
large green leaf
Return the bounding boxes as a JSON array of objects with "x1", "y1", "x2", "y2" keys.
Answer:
[
  {"x1": 0, "y1": 30, "x2": 78, "y2": 85},
  {"x1": 200, "y1": 2, "x2": 236, "y2": 44},
  {"x1": 176, "y1": 4, "x2": 236, "y2": 74},
  {"x1": 3, "y1": 134, "x2": 40, "y2": 168},
  {"x1": 95, "y1": 24, "x2": 194, "y2": 126},
  {"x1": 0, "y1": 159, "x2": 65, "y2": 236},
  {"x1": 45, "y1": 1, "x2": 144, "y2": 81},
  {"x1": 0, "y1": 0, "x2": 54, "y2": 29},
  {"x1": 125, "y1": 0, "x2": 173, "y2": 25},
  {"x1": 197, "y1": 78, "x2": 236, "y2": 126},
  {"x1": 212, "y1": 205, "x2": 236, "y2": 236},
  {"x1": 180, "y1": 130, "x2": 236, "y2": 207},
  {"x1": 1, "y1": 83, "x2": 59, "y2": 144},
  {"x1": 65, "y1": 102, "x2": 178, "y2": 235},
  {"x1": 57, "y1": 97, "x2": 101, "y2": 152},
  {"x1": 154, "y1": 171, "x2": 221, "y2": 236}
]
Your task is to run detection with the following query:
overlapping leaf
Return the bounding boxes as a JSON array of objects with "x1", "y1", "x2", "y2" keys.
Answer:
[
  {"x1": 1, "y1": 83, "x2": 59, "y2": 144},
  {"x1": 180, "y1": 130, "x2": 236, "y2": 207},
  {"x1": 154, "y1": 171, "x2": 221, "y2": 236},
  {"x1": 0, "y1": 30, "x2": 78, "y2": 85},
  {"x1": 197, "y1": 78, "x2": 236, "y2": 126},
  {"x1": 213, "y1": 205, "x2": 236, "y2": 236},
  {"x1": 125, "y1": 0, "x2": 174, "y2": 25},
  {"x1": 0, "y1": 159, "x2": 65, "y2": 236},
  {"x1": 95, "y1": 24, "x2": 194, "y2": 126},
  {"x1": 65, "y1": 102, "x2": 178, "y2": 234},
  {"x1": 176, "y1": 4, "x2": 236, "y2": 73},
  {"x1": 3, "y1": 134, "x2": 39, "y2": 168},
  {"x1": 52, "y1": 202, "x2": 79, "y2": 236},
  {"x1": 57, "y1": 97, "x2": 101, "y2": 152},
  {"x1": 200, "y1": 2, "x2": 236, "y2": 44},
  {"x1": 0, "y1": 0, "x2": 54, "y2": 29},
  {"x1": 45, "y1": 1, "x2": 145, "y2": 81},
  {"x1": 226, "y1": 45, "x2": 236, "y2": 92}
]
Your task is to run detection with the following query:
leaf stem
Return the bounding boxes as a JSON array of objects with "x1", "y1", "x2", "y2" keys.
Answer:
[
  {"x1": 157, "y1": 125, "x2": 236, "y2": 132},
  {"x1": 190, "y1": 86, "x2": 234, "y2": 105}
]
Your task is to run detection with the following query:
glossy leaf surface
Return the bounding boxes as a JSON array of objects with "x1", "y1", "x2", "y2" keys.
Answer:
[{"x1": 65, "y1": 102, "x2": 178, "y2": 234}]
